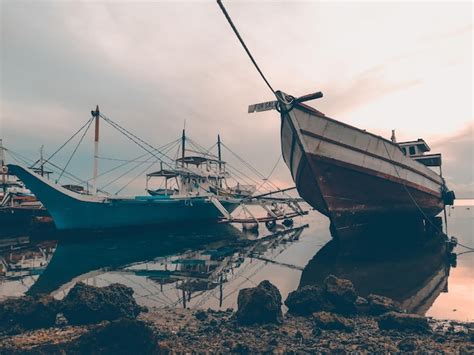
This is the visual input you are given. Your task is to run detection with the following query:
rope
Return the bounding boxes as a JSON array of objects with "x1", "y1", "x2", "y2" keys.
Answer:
[
  {"x1": 457, "y1": 242, "x2": 474, "y2": 251},
  {"x1": 216, "y1": 0, "x2": 276, "y2": 95},
  {"x1": 257, "y1": 154, "x2": 282, "y2": 191},
  {"x1": 101, "y1": 115, "x2": 186, "y2": 173},
  {"x1": 381, "y1": 140, "x2": 446, "y2": 236},
  {"x1": 89, "y1": 138, "x2": 181, "y2": 182},
  {"x1": 5, "y1": 148, "x2": 111, "y2": 195},
  {"x1": 113, "y1": 139, "x2": 181, "y2": 194},
  {"x1": 56, "y1": 117, "x2": 94, "y2": 183},
  {"x1": 35, "y1": 117, "x2": 94, "y2": 170}
]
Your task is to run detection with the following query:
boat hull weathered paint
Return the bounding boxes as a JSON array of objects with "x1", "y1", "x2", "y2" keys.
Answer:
[
  {"x1": 278, "y1": 92, "x2": 446, "y2": 239},
  {"x1": 7, "y1": 164, "x2": 240, "y2": 230}
]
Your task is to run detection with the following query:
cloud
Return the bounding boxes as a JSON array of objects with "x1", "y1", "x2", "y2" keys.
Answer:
[{"x1": 0, "y1": 1, "x2": 471, "y2": 196}]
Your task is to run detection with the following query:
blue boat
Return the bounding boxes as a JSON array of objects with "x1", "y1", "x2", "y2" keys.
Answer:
[
  {"x1": 4, "y1": 107, "x2": 306, "y2": 231},
  {"x1": 7, "y1": 162, "x2": 242, "y2": 230}
]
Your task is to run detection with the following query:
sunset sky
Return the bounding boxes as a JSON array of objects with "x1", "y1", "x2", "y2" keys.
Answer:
[{"x1": 1, "y1": 0, "x2": 472, "y2": 196}]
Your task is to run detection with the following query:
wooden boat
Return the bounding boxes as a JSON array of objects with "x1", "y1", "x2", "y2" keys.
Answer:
[{"x1": 250, "y1": 91, "x2": 455, "y2": 239}]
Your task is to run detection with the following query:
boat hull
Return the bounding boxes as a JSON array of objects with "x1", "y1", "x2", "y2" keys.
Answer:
[
  {"x1": 7, "y1": 164, "x2": 239, "y2": 230},
  {"x1": 279, "y1": 97, "x2": 446, "y2": 239}
]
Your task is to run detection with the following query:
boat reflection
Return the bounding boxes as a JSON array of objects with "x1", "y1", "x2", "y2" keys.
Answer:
[
  {"x1": 299, "y1": 232, "x2": 455, "y2": 315},
  {"x1": 0, "y1": 223, "x2": 308, "y2": 309}
]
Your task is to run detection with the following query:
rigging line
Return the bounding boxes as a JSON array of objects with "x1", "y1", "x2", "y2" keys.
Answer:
[
  {"x1": 113, "y1": 139, "x2": 181, "y2": 194},
  {"x1": 102, "y1": 116, "x2": 209, "y2": 178},
  {"x1": 102, "y1": 142, "x2": 181, "y2": 195},
  {"x1": 221, "y1": 142, "x2": 272, "y2": 180},
  {"x1": 221, "y1": 142, "x2": 283, "y2": 193},
  {"x1": 56, "y1": 117, "x2": 94, "y2": 183},
  {"x1": 101, "y1": 115, "x2": 176, "y2": 164},
  {"x1": 256, "y1": 154, "x2": 282, "y2": 192},
  {"x1": 101, "y1": 117, "x2": 169, "y2": 162},
  {"x1": 5, "y1": 149, "x2": 112, "y2": 195},
  {"x1": 49, "y1": 160, "x2": 110, "y2": 195},
  {"x1": 101, "y1": 116, "x2": 181, "y2": 170},
  {"x1": 216, "y1": 0, "x2": 276, "y2": 95},
  {"x1": 186, "y1": 139, "x2": 218, "y2": 159},
  {"x1": 87, "y1": 138, "x2": 182, "y2": 182},
  {"x1": 457, "y1": 242, "x2": 474, "y2": 251},
  {"x1": 225, "y1": 163, "x2": 269, "y2": 192},
  {"x1": 9, "y1": 147, "x2": 110, "y2": 195},
  {"x1": 381, "y1": 140, "x2": 445, "y2": 236},
  {"x1": 5, "y1": 151, "x2": 33, "y2": 167},
  {"x1": 97, "y1": 156, "x2": 157, "y2": 163},
  {"x1": 4, "y1": 148, "x2": 35, "y2": 165},
  {"x1": 35, "y1": 117, "x2": 95, "y2": 169}
]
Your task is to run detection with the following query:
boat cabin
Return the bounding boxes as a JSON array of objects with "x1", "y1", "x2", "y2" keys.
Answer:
[
  {"x1": 398, "y1": 139, "x2": 442, "y2": 169},
  {"x1": 398, "y1": 139, "x2": 430, "y2": 157},
  {"x1": 146, "y1": 156, "x2": 230, "y2": 197}
]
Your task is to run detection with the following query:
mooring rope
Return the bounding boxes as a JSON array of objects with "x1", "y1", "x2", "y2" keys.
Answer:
[{"x1": 216, "y1": 0, "x2": 276, "y2": 96}]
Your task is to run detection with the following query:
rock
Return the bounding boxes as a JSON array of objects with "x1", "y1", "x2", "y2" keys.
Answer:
[
  {"x1": 233, "y1": 342, "x2": 251, "y2": 353},
  {"x1": 355, "y1": 296, "x2": 369, "y2": 314},
  {"x1": 195, "y1": 310, "x2": 208, "y2": 321},
  {"x1": 397, "y1": 338, "x2": 419, "y2": 351},
  {"x1": 55, "y1": 313, "x2": 68, "y2": 327},
  {"x1": 223, "y1": 339, "x2": 235, "y2": 349},
  {"x1": 62, "y1": 283, "x2": 143, "y2": 325},
  {"x1": 312, "y1": 311, "x2": 354, "y2": 332},
  {"x1": 285, "y1": 285, "x2": 334, "y2": 316},
  {"x1": 268, "y1": 338, "x2": 278, "y2": 346},
  {"x1": 236, "y1": 280, "x2": 282, "y2": 325},
  {"x1": 323, "y1": 275, "x2": 357, "y2": 314},
  {"x1": 66, "y1": 318, "x2": 158, "y2": 354},
  {"x1": 0, "y1": 295, "x2": 60, "y2": 334},
  {"x1": 312, "y1": 327, "x2": 322, "y2": 336},
  {"x1": 378, "y1": 312, "x2": 430, "y2": 333},
  {"x1": 367, "y1": 294, "x2": 401, "y2": 315}
]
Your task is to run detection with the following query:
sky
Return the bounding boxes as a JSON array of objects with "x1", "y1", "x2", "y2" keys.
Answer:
[{"x1": 0, "y1": 0, "x2": 472, "y2": 197}]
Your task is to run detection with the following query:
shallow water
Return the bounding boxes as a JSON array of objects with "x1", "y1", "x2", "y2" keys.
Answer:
[{"x1": 0, "y1": 203, "x2": 472, "y2": 321}]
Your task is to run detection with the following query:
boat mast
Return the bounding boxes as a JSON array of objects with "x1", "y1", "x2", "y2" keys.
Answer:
[
  {"x1": 181, "y1": 129, "x2": 186, "y2": 167},
  {"x1": 39, "y1": 145, "x2": 44, "y2": 177},
  {"x1": 92, "y1": 105, "x2": 100, "y2": 195},
  {"x1": 217, "y1": 134, "x2": 223, "y2": 187},
  {"x1": 0, "y1": 139, "x2": 6, "y2": 194}
]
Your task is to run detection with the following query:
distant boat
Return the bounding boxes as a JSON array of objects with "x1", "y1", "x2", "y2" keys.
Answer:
[
  {"x1": 249, "y1": 91, "x2": 455, "y2": 239},
  {"x1": 0, "y1": 174, "x2": 51, "y2": 227}
]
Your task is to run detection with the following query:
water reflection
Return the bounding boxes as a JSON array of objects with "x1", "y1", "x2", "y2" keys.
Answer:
[
  {"x1": 300, "y1": 233, "x2": 454, "y2": 315},
  {"x1": 0, "y1": 223, "x2": 308, "y2": 309},
  {"x1": 0, "y1": 206, "x2": 472, "y2": 320}
]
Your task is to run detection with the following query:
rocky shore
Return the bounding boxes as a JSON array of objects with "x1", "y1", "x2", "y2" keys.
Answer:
[{"x1": 0, "y1": 278, "x2": 472, "y2": 354}]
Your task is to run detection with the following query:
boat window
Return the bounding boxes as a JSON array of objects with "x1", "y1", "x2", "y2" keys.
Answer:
[{"x1": 409, "y1": 146, "x2": 416, "y2": 155}]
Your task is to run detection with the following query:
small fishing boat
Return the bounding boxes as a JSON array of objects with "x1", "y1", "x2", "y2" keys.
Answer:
[{"x1": 0, "y1": 141, "x2": 51, "y2": 227}]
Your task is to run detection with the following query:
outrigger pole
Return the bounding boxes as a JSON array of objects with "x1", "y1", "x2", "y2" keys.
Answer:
[{"x1": 91, "y1": 105, "x2": 100, "y2": 195}]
